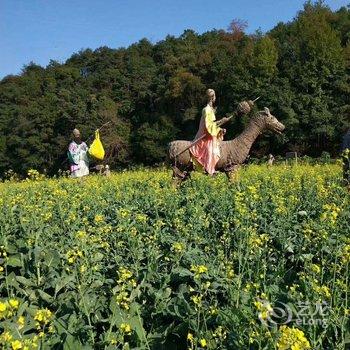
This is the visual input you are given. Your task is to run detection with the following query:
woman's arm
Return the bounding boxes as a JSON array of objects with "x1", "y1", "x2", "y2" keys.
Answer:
[
  {"x1": 204, "y1": 107, "x2": 221, "y2": 137},
  {"x1": 68, "y1": 143, "x2": 80, "y2": 164}
]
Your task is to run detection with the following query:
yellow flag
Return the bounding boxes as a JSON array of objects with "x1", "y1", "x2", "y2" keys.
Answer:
[{"x1": 89, "y1": 130, "x2": 105, "y2": 160}]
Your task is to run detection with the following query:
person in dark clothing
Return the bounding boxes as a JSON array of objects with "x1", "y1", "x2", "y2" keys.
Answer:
[{"x1": 341, "y1": 129, "x2": 350, "y2": 186}]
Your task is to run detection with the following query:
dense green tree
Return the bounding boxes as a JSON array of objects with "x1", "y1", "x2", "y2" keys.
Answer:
[{"x1": 0, "y1": 1, "x2": 349, "y2": 175}]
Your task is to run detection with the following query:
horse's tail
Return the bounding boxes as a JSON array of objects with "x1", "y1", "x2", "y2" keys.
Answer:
[
  {"x1": 166, "y1": 141, "x2": 174, "y2": 166},
  {"x1": 168, "y1": 141, "x2": 179, "y2": 163}
]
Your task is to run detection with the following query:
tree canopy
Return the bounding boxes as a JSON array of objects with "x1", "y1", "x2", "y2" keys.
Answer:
[{"x1": 0, "y1": 1, "x2": 349, "y2": 175}]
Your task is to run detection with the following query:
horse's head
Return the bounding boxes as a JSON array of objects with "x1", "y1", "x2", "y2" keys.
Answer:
[{"x1": 257, "y1": 107, "x2": 285, "y2": 134}]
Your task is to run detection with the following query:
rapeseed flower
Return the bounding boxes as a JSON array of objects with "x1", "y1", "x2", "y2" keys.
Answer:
[
  {"x1": 190, "y1": 265, "x2": 208, "y2": 278},
  {"x1": 120, "y1": 323, "x2": 132, "y2": 335},
  {"x1": 277, "y1": 326, "x2": 310, "y2": 350},
  {"x1": 34, "y1": 308, "x2": 53, "y2": 330},
  {"x1": 11, "y1": 340, "x2": 22, "y2": 350},
  {"x1": 199, "y1": 338, "x2": 207, "y2": 347}
]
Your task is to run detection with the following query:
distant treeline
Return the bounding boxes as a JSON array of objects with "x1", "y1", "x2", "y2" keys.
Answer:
[{"x1": 0, "y1": 1, "x2": 349, "y2": 175}]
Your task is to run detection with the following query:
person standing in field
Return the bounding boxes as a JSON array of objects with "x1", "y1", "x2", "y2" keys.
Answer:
[
  {"x1": 267, "y1": 154, "x2": 275, "y2": 166},
  {"x1": 341, "y1": 128, "x2": 350, "y2": 186},
  {"x1": 103, "y1": 164, "x2": 111, "y2": 176},
  {"x1": 67, "y1": 128, "x2": 90, "y2": 178},
  {"x1": 190, "y1": 89, "x2": 227, "y2": 175}
]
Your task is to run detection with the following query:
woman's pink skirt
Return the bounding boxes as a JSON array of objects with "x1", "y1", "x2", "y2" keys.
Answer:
[{"x1": 190, "y1": 135, "x2": 220, "y2": 175}]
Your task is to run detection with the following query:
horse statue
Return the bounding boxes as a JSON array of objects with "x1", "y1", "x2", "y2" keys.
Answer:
[{"x1": 168, "y1": 107, "x2": 285, "y2": 185}]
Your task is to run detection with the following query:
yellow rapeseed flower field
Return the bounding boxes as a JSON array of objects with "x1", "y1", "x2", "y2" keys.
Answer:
[{"x1": 0, "y1": 164, "x2": 349, "y2": 349}]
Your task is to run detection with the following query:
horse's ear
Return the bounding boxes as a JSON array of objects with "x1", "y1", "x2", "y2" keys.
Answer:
[{"x1": 264, "y1": 107, "x2": 270, "y2": 114}]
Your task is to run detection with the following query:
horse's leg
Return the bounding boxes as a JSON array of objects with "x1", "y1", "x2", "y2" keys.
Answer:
[
  {"x1": 172, "y1": 166, "x2": 186, "y2": 187},
  {"x1": 172, "y1": 161, "x2": 193, "y2": 187},
  {"x1": 225, "y1": 165, "x2": 240, "y2": 183},
  {"x1": 172, "y1": 176, "x2": 183, "y2": 188}
]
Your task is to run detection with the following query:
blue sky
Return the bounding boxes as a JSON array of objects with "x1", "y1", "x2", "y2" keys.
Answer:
[{"x1": 0, "y1": 0, "x2": 349, "y2": 78}]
